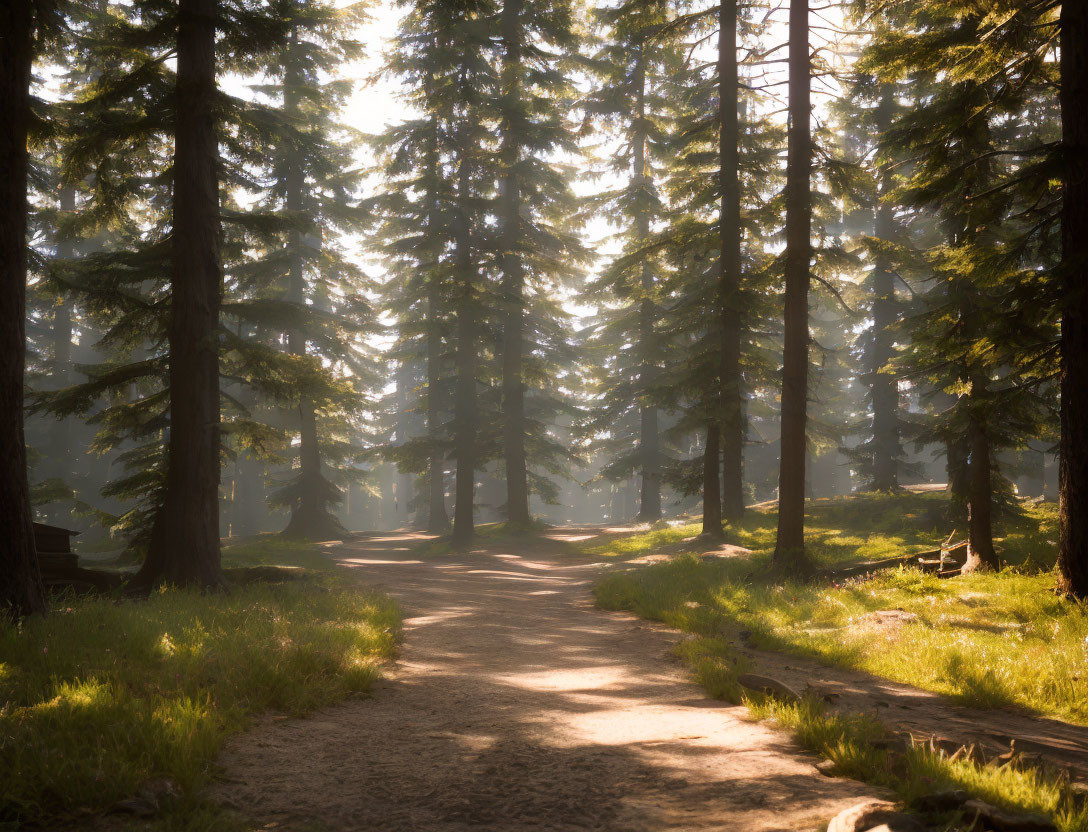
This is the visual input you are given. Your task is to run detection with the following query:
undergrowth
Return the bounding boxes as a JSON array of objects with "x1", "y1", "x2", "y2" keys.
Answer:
[{"x1": 0, "y1": 539, "x2": 399, "y2": 828}]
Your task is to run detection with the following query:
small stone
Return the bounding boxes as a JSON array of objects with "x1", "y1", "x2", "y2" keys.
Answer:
[
  {"x1": 111, "y1": 797, "x2": 158, "y2": 817},
  {"x1": 865, "y1": 821, "x2": 927, "y2": 832},
  {"x1": 815, "y1": 758, "x2": 838, "y2": 776},
  {"x1": 827, "y1": 800, "x2": 904, "y2": 832},
  {"x1": 735, "y1": 673, "x2": 802, "y2": 704}
]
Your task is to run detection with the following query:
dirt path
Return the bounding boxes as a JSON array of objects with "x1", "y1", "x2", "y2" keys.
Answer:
[{"x1": 212, "y1": 531, "x2": 880, "y2": 831}]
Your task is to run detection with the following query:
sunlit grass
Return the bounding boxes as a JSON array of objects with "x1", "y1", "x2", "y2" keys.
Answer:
[
  {"x1": 582, "y1": 492, "x2": 1059, "y2": 569},
  {"x1": 751, "y1": 696, "x2": 1088, "y2": 832},
  {"x1": 592, "y1": 493, "x2": 1088, "y2": 825},
  {"x1": 595, "y1": 560, "x2": 1087, "y2": 725},
  {"x1": 0, "y1": 539, "x2": 399, "y2": 826}
]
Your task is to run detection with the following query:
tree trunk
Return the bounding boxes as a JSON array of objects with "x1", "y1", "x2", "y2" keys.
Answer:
[
  {"x1": 424, "y1": 108, "x2": 449, "y2": 533},
  {"x1": 499, "y1": 0, "x2": 530, "y2": 527},
  {"x1": 962, "y1": 416, "x2": 998, "y2": 572},
  {"x1": 702, "y1": 423, "x2": 723, "y2": 537},
  {"x1": 0, "y1": 0, "x2": 45, "y2": 618},
  {"x1": 280, "y1": 31, "x2": 343, "y2": 541},
  {"x1": 774, "y1": 0, "x2": 811, "y2": 566},
  {"x1": 451, "y1": 122, "x2": 477, "y2": 545},
  {"x1": 1059, "y1": 0, "x2": 1088, "y2": 599},
  {"x1": 632, "y1": 42, "x2": 662, "y2": 522},
  {"x1": 137, "y1": 0, "x2": 224, "y2": 588},
  {"x1": 719, "y1": 0, "x2": 745, "y2": 521},
  {"x1": 426, "y1": 287, "x2": 449, "y2": 531},
  {"x1": 869, "y1": 87, "x2": 900, "y2": 492},
  {"x1": 633, "y1": 50, "x2": 662, "y2": 522},
  {"x1": 46, "y1": 187, "x2": 77, "y2": 503}
]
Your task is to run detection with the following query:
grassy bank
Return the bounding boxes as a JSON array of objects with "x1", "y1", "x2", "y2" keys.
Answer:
[
  {"x1": 592, "y1": 493, "x2": 1087, "y2": 829},
  {"x1": 0, "y1": 539, "x2": 398, "y2": 827}
]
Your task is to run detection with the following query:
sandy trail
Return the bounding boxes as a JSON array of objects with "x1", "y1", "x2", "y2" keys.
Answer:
[{"x1": 212, "y1": 530, "x2": 880, "y2": 831}]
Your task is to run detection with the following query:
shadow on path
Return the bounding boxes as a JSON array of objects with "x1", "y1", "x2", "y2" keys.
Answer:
[{"x1": 211, "y1": 531, "x2": 880, "y2": 831}]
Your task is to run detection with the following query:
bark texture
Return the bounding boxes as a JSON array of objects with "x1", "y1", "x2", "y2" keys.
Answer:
[
  {"x1": 0, "y1": 0, "x2": 45, "y2": 618},
  {"x1": 499, "y1": 0, "x2": 530, "y2": 527},
  {"x1": 1059, "y1": 0, "x2": 1088, "y2": 598},
  {"x1": 868, "y1": 88, "x2": 900, "y2": 492},
  {"x1": 718, "y1": 0, "x2": 745, "y2": 522},
  {"x1": 138, "y1": 0, "x2": 224, "y2": 587},
  {"x1": 424, "y1": 105, "x2": 450, "y2": 532},
  {"x1": 961, "y1": 416, "x2": 998, "y2": 573},
  {"x1": 701, "y1": 424, "x2": 723, "y2": 537},
  {"x1": 633, "y1": 43, "x2": 662, "y2": 521},
  {"x1": 774, "y1": 0, "x2": 811, "y2": 565},
  {"x1": 451, "y1": 124, "x2": 477, "y2": 545}
]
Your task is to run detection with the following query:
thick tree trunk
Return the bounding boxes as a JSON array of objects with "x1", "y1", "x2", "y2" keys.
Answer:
[
  {"x1": 451, "y1": 130, "x2": 477, "y2": 545},
  {"x1": 499, "y1": 0, "x2": 530, "y2": 527},
  {"x1": 774, "y1": 0, "x2": 811, "y2": 565},
  {"x1": 1059, "y1": 0, "x2": 1088, "y2": 599},
  {"x1": 869, "y1": 88, "x2": 900, "y2": 492},
  {"x1": 0, "y1": 0, "x2": 45, "y2": 618},
  {"x1": 631, "y1": 44, "x2": 662, "y2": 522},
  {"x1": 138, "y1": 0, "x2": 224, "y2": 588},
  {"x1": 701, "y1": 423, "x2": 723, "y2": 537},
  {"x1": 719, "y1": 0, "x2": 745, "y2": 521},
  {"x1": 962, "y1": 416, "x2": 998, "y2": 572}
]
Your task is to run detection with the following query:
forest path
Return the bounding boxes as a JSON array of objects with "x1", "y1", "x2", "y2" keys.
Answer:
[{"x1": 211, "y1": 529, "x2": 880, "y2": 831}]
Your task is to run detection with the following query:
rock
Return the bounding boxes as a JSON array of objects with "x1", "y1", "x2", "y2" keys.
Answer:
[
  {"x1": 735, "y1": 673, "x2": 802, "y2": 704},
  {"x1": 138, "y1": 777, "x2": 179, "y2": 805},
  {"x1": 914, "y1": 790, "x2": 970, "y2": 813},
  {"x1": 865, "y1": 822, "x2": 927, "y2": 832},
  {"x1": 826, "y1": 800, "x2": 922, "y2": 832},
  {"x1": 111, "y1": 797, "x2": 158, "y2": 817},
  {"x1": 962, "y1": 799, "x2": 1058, "y2": 832},
  {"x1": 815, "y1": 758, "x2": 838, "y2": 776}
]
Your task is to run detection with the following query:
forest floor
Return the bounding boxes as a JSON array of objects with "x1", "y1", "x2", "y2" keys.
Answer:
[{"x1": 210, "y1": 529, "x2": 884, "y2": 831}]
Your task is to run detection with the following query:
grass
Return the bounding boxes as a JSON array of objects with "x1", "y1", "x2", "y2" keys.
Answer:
[
  {"x1": 592, "y1": 493, "x2": 1088, "y2": 829},
  {"x1": 662, "y1": 633, "x2": 1088, "y2": 830},
  {"x1": 754, "y1": 696, "x2": 1088, "y2": 832},
  {"x1": 582, "y1": 491, "x2": 1058, "y2": 569},
  {"x1": 591, "y1": 496, "x2": 1086, "y2": 722},
  {"x1": 0, "y1": 538, "x2": 399, "y2": 828}
]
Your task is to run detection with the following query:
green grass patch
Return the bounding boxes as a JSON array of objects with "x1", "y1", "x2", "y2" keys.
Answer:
[
  {"x1": 582, "y1": 492, "x2": 1058, "y2": 570},
  {"x1": 593, "y1": 497, "x2": 1084, "y2": 723},
  {"x1": 0, "y1": 538, "x2": 399, "y2": 827},
  {"x1": 751, "y1": 696, "x2": 1088, "y2": 832},
  {"x1": 593, "y1": 493, "x2": 1087, "y2": 828}
]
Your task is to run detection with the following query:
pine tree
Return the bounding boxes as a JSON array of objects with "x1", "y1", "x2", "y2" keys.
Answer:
[
  {"x1": 133, "y1": 0, "x2": 226, "y2": 587},
  {"x1": 581, "y1": 0, "x2": 675, "y2": 521},
  {"x1": 863, "y1": 0, "x2": 1059, "y2": 571},
  {"x1": 774, "y1": 0, "x2": 812, "y2": 566},
  {"x1": 371, "y1": 3, "x2": 459, "y2": 533},
  {"x1": 1, "y1": 0, "x2": 46, "y2": 618},
  {"x1": 1059, "y1": 0, "x2": 1088, "y2": 598},
  {"x1": 493, "y1": 0, "x2": 582, "y2": 527},
  {"x1": 248, "y1": 1, "x2": 371, "y2": 540}
]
